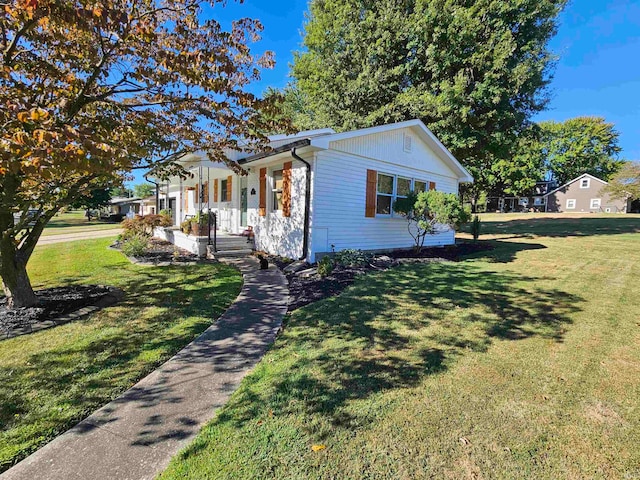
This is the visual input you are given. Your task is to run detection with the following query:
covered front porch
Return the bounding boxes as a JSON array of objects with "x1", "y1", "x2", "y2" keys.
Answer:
[
  {"x1": 152, "y1": 154, "x2": 250, "y2": 236},
  {"x1": 154, "y1": 226, "x2": 254, "y2": 258}
]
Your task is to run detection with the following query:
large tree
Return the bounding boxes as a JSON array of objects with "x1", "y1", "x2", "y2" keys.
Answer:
[
  {"x1": 601, "y1": 161, "x2": 640, "y2": 201},
  {"x1": 292, "y1": 0, "x2": 567, "y2": 208},
  {"x1": 538, "y1": 117, "x2": 624, "y2": 185},
  {"x1": 132, "y1": 183, "x2": 154, "y2": 199},
  {"x1": 1, "y1": 0, "x2": 283, "y2": 307}
]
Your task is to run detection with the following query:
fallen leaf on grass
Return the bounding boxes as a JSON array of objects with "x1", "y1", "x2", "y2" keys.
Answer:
[
  {"x1": 459, "y1": 437, "x2": 470, "y2": 446},
  {"x1": 311, "y1": 444, "x2": 326, "y2": 452}
]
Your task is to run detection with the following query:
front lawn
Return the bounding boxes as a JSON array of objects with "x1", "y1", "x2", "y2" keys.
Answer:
[
  {"x1": 0, "y1": 238, "x2": 242, "y2": 472},
  {"x1": 40, "y1": 210, "x2": 119, "y2": 237},
  {"x1": 161, "y1": 215, "x2": 640, "y2": 479}
]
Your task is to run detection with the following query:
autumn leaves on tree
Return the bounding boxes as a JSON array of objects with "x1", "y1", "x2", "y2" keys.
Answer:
[{"x1": 1, "y1": 0, "x2": 284, "y2": 307}]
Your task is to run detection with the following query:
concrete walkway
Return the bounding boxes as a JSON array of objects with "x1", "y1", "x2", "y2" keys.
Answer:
[
  {"x1": 1, "y1": 258, "x2": 289, "y2": 480},
  {"x1": 38, "y1": 229, "x2": 122, "y2": 245}
]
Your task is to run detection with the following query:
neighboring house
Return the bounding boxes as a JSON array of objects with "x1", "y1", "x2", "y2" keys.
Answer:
[
  {"x1": 545, "y1": 173, "x2": 629, "y2": 213},
  {"x1": 150, "y1": 119, "x2": 473, "y2": 261},
  {"x1": 485, "y1": 180, "x2": 556, "y2": 213},
  {"x1": 108, "y1": 196, "x2": 142, "y2": 217}
]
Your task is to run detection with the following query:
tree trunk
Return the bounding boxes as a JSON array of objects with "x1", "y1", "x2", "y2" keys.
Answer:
[{"x1": 0, "y1": 234, "x2": 38, "y2": 308}]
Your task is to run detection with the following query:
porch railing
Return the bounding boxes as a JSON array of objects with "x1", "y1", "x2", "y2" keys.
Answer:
[{"x1": 207, "y1": 212, "x2": 217, "y2": 252}]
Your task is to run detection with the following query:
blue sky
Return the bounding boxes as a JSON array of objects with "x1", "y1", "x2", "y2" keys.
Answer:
[{"x1": 132, "y1": 0, "x2": 640, "y2": 185}]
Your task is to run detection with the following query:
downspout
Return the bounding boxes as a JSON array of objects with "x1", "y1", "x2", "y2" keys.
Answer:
[
  {"x1": 144, "y1": 174, "x2": 160, "y2": 214},
  {"x1": 291, "y1": 148, "x2": 311, "y2": 261}
]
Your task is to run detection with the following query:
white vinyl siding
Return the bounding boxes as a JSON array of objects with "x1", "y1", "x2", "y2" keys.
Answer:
[{"x1": 312, "y1": 147, "x2": 458, "y2": 258}]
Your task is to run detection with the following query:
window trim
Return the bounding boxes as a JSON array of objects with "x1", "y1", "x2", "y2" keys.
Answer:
[
  {"x1": 580, "y1": 178, "x2": 591, "y2": 189},
  {"x1": 566, "y1": 198, "x2": 576, "y2": 209},
  {"x1": 590, "y1": 198, "x2": 601, "y2": 209}
]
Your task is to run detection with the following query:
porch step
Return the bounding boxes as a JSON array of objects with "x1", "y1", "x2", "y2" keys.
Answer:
[{"x1": 206, "y1": 244, "x2": 254, "y2": 259}]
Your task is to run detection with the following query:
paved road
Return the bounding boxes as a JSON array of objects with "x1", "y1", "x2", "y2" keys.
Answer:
[
  {"x1": 1, "y1": 257, "x2": 289, "y2": 480},
  {"x1": 37, "y1": 229, "x2": 122, "y2": 245}
]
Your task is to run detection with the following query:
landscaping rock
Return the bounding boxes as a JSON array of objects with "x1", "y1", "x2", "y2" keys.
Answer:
[
  {"x1": 283, "y1": 260, "x2": 310, "y2": 274},
  {"x1": 297, "y1": 267, "x2": 318, "y2": 279}
]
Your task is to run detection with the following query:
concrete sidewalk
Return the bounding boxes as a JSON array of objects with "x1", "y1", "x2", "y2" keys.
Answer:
[
  {"x1": 1, "y1": 257, "x2": 288, "y2": 480},
  {"x1": 38, "y1": 229, "x2": 122, "y2": 245}
]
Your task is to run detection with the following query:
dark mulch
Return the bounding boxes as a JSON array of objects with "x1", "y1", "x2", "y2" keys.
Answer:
[
  {"x1": 385, "y1": 241, "x2": 494, "y2": 261},
  {"x1": 114, "y1": 238, "x2": 198, "y2": 264},
  {"x1": 0, "y1": 285, "x2": 121, "y2": 339},
  {"x1": 273, "y1": 241, "x2": 494, "y2": 312}
]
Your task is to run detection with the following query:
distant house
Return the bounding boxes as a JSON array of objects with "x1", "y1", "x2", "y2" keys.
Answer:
[
  {"x1": 485, "y1": 180, "x2": 556, "y2": 213},
  {"x1": 544, "y1": 173, "x2": 629, "y2": 213}
]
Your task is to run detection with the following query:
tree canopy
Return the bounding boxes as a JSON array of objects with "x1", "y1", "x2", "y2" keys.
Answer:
[
  {"x1": 537, "y1": 117, "x2": 624, "y2": 185},
  {"x1": 601, "y1": 162, "x2": 640, "y2": 201},
  {"x1": 1, "y1": 0, "x2": 283, "y2": 307},
  {"x1": 292, "y1": 0, "x2": 567, "y2": 204},
  {"x1": 133, "y1": 183, "x2": 154, "y2": 199}
]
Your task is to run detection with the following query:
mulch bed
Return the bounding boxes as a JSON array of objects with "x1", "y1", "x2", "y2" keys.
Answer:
[
  {"x1": 262, "y1": 241, "x2": 494, "y2": 312},
  {"x1": 113, "y1": 238, "x2": 198, "y2": 264},
  {"x1": 0, "y1": 285, "x2": 122, "y2": 340}
]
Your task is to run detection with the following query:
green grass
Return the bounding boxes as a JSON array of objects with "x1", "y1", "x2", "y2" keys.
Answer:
[
  {"x1": 0, "y1": 238, "x2": 242, "y2": 472},
  {"x1": 40, "y1": 210, "x2": 120, "y2": 237},
  {"x1": 160, "y1": 215, "x2": 640, "y2": 479}
]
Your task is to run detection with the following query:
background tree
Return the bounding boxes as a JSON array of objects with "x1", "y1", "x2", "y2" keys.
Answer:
[
  {"x1": 1, "y1": 0, "x2": 283, "y2": 307},
  {"x1": 292, "y1": 0, "x2": 567, "y2": 208},
  {"x1": 538, "y1": 117, "x2": 624, "y2": 185},
  {"x1": 110, "y1": 186, "x2": 133, "y2": 198},
  {"x1": 393, "y1": 190, "x2": 470, "y2": 251},
  {"x1": 70, "y1": 187, "x2": 112, "y2": 221},
  {"x1": 132, "y1": 183, "x2": 154, "y2": 199},
  {"x1": 600, "y1": 161, "x2": 640, "y2": 201}
]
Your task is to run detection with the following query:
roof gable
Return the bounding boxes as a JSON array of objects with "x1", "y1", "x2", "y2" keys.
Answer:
[
  {"x1": 310, "y1": 120, "x2": 473, "y2": 182},
  {"x1": 544, "y1": 173, "x2": 608, "y2": 196}
]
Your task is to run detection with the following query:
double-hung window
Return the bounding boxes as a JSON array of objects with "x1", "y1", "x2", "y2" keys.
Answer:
[
  {"x1": 272, "y1": 169, "x2": 283, "y2": 211},
  {"x1": 376, "y1": 174, "x2": 394, "y2": 215},
  {"x1": 220, "y1": 180, "x2": 228, "y2": 202}
]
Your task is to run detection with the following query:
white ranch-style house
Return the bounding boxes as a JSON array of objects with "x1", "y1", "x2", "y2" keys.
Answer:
[{"x1": 150, "y1": 119, "x2": 473, "y2": 262}]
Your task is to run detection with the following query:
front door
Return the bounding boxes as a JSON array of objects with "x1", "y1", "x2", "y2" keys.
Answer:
[{"x1": 240, "y1": 176, "x2": 248, "y2": 227}]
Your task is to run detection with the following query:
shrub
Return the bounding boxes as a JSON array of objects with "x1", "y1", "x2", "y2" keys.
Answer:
[
  {"x1": 393, "y1": 190, "x2": 470, "y2": 251},
  {"x1": 317, "y1": 256, "x2": 334, "y2": 277},
  {"x1": 334, "y1": 249, "x2": 371, "y2": 267},
  {"x1": 180, "y1": 220, "x2": 192, "y2": 234},
  {"x1": 120, "y1": 235, "x2": 149, "y2": 257},
  {"x1": 122, "y1": 214, "x2": 172, "y2": 238},
  {"x1": 471, "y1": 215, "x2": 481, "y2": 241}
]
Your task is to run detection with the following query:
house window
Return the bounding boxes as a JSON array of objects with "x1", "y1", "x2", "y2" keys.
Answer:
[
  {"x1": 519, "y1": 198, "x2": 529, "y2": 206},
  {"x1": 397, "y1": 177, "x2": 412, "y2": 198},
  {"x1": 533, "y1": 197, "x2": 545, "y2": 206},
  {"x1": 376, "y1": 173, "x2": 394, "y2": 215},
  {"x1": 220, "y1": 179, "x2": 228, "y2": 202},
  {"x1": 566, "y1": 199, "x2": 576, "y2": 209},
  {"x1": 590, "y1": 198, "x2": 601, "y2": 209},
  {"x1": 580, "y1": 178, "x2": 590, "y2": 189},
  {"x1": 414, "y1": 180, "x2": 427, "y2": 193},
  {"x1": 272, "y1": 169, "x2": 283, "y2": 211}
]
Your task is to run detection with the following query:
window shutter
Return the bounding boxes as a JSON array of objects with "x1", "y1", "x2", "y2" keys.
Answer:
[
  {"x1": 226, "y1": 175, "x2": 232, "y2": 202},
  {"x1": 365, "y1": 169, "x2": 377, "y2": 217},
  {"x1": 429, "y1": 181, "x2": 436, "y2": 191},
  {"x1": 213, "y1": 179, "x2": 218, "y2": 202},
  {"x1": 203, "y1": 181, "x2": 208, "y2": 201},
  {"x1": 282, "y1": 161, "x2": 292, "y2": 217},
  {"x1": 259, "y1": 168, "x2": 267, "y2": 216}
]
